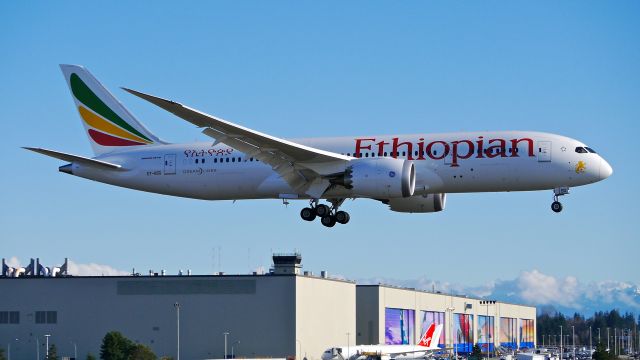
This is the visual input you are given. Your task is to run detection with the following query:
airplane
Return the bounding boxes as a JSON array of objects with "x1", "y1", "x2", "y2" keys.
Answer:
[
  {"x1": 321, "y1": 323, "x2": 445, "y2": 360},
  {"x1": 25, "y1": 65, "x2": 613, "y2": 227}
]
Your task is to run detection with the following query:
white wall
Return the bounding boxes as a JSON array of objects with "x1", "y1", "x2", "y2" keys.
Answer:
[{"x1": 296, "y1": 276, "x2": 356, "y2": 360}]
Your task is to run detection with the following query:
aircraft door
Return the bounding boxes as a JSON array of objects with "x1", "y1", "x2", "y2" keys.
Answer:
[
  {"x1": 164, "y1": 154, "x2": 176, "y2": 175},
  {"x1": 537, "y1": 141, "x2": 551, "y2": 162}
]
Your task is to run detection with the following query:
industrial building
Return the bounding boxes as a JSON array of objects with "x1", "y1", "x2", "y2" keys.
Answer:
[
  {"x1": 0, "y1": 255, "x2": 535, "y2": 360},
  {"x1": 356, "y1": 285, "x2": 536, "y2": 353}
]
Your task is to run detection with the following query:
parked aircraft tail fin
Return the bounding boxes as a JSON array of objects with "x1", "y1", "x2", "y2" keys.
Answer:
[{"x1": 418, "y1": 324, "x2": 443, "y2": 349}]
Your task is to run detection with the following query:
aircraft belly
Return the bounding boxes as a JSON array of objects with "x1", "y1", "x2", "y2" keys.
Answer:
[
  {"x1": 421, "y1": 157, "x2": 561, "y2": 193},
  {"x1": 73, "y1": 164, "x2": 276, "y2": 200}
]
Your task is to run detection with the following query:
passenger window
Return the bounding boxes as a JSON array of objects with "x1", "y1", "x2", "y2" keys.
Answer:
[
  {"x1": 384, "y1": 152, "x2": 388, "y2": 157},
  {"x1": 195, "y1": 159, "x2": 199, "y2": 164},
  {"x1": 202, "y1": 158, "x2": 206, "y2": 163},
  {"x1": 214, "y1": 158, "x2": 218, "y2": 163},
  {"x1": 226, "y1": 158, "x2": 230, "y2": 163},
  {"x1": 365, "y1": 153, "x2": 369, "y2": 157}
]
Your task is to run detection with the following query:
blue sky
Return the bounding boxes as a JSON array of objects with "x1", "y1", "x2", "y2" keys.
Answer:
[{"x1": 1, "y1": 2, "x2": 639, "y2": 295}]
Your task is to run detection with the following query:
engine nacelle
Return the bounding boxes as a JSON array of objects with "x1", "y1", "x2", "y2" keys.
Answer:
[
  {"x1": 387, "y1": 193, "x2": 446, "y2": 213},
  {"x1": 332, "y1": 158, "x2": 416, "y2": 198}
]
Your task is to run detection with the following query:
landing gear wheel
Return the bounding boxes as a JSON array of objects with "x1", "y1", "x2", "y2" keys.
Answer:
[
  {"x1": 315, "y1": 204, "x2": 331, "y2": 217},
  {"x1": 321, "y1": 215, "x2": 337, "y2": 227},
  {"x1": 551, "y1": 201, "x2": 563, "y2": 213},
  {"x1": 300, "y1": 207, "x2": 316, "y2": 221},
  {"x1": 335, "y1": 211, "x2": 350, "y2": 224}
]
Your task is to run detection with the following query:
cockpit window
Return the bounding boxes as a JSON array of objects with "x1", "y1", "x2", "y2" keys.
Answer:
[
  {"x1": 585, "y1": 147, "x2": 597, "y2": 153},
  {"x1": 575, "y1": 147, "x2": 588, "y2": 153}
]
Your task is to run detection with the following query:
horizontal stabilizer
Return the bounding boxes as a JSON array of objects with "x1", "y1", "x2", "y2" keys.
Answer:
[{"x1": 23, "y1": 147, "x2": 122, "y2": 170}]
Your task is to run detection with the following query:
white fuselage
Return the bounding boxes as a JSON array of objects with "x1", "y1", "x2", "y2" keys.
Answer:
[
  {"x1": 66, "y1": 131, "x2": 612, "y2": 201},
  {"x1": 321, "y1": 344, "x2": 437, "y2": 360}
]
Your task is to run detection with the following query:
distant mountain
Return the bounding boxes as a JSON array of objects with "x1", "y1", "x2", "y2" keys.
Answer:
[{"x1": 358, "y1": 269, "x2": 640, "y2": 316}]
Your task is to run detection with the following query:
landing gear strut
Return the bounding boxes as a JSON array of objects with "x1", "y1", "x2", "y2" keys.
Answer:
[
  {"x1": 551, "y1": 187, "x2": 569, "y2": 213},
  {"x1": 300, "y1": 199, "x2": 350, "y2": 227}
]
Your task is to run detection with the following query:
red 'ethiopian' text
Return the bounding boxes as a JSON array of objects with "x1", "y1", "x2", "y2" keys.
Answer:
[{"x1": 354, "y1": 137, "x2": 535, "y2": 167}]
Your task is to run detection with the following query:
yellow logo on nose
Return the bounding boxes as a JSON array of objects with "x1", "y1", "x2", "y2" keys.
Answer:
[{"x1": 575, "y1": 161, "x2": 586, "y2": 174}]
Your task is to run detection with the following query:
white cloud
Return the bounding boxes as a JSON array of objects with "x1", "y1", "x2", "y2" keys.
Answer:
[
  {"x1": 516, "y1": 270, "x2": 580, "y2": 308},
  {"x1": 356, "y1": 270, "x2": 640, "y2": 314},
  {"x1": 67, "y1": 260, "x2": 129, "y2": 276},
  {"x1": 3, "y1": 256, "x2": 129, "y2": 276},
  {"x1": 5, "y1": 256, "x2": 21, "y2": 268}
]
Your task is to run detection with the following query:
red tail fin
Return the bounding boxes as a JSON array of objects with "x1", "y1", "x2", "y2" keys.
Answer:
[{"x1": 418, "y1": 323, "x2": 436, "y2": 347}]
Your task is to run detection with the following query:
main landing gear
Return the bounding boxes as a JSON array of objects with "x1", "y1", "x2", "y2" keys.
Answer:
[
  {"x1": 300, "y1": 199, "x2": 350, "y2": 227},
  {"x1": 551, "y1": 187, "x2": 570, "y2": 213}
]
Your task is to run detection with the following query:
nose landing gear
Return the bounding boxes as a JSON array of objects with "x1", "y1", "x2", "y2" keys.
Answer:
[
  {"x1": 551, "y1": 187, "x2": 570, "y2": 213},
  {"x1": 300, "y1": 199, "x2": 350, "y2": 227}
]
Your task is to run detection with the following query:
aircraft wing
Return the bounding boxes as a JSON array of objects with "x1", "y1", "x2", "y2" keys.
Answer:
[
  {"x1": 123, "y1": 88, "x2": 352, "y2": 197},
  {"x1": 385, "y1": 349, "x2": 440, "y2": 357}
]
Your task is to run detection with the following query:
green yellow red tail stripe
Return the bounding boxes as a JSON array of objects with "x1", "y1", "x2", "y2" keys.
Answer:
[
  {"x1": 70, "y1": 73, "x2": 153, "y2": 146},
  {"x1": 78, "y1": 106, "x2": 151, "y2": 144}
]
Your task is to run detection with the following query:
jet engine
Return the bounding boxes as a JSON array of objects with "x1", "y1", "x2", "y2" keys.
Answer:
[
  {"x1": 330, "y1": 158, "x2": 415, "y2": 198},
  {"x1": 386, "y1": 193, "x2": 446, "y2": 213}
]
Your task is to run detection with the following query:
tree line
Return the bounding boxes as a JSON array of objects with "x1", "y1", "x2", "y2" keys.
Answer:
[
  {"x1": 537, "y1": 309, "x2": 639, "y2": 347},
  {"x1": 0, "y1": 331, "x2": 170, "y2": 360}
]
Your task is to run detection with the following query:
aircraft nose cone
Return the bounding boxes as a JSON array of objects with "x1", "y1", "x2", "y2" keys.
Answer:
[{"x1": 600, "y1": 158, "x2": 613, "y2": 180}]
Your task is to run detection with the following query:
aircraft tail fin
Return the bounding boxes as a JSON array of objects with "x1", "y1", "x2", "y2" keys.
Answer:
[
  {"x1": 417, "y1": 324, "x2": 443, "y2": 349},
  {"x1": 59, "y1": 64, "x2": 165, "y2": 156}
]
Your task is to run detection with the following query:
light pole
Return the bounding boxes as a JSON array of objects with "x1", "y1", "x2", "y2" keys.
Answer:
[
  {"x1": 480, "y1": 301, "x2": 495, "y2": 359},
  {"x1": 572, "y1": 326, "x2": 575, "y2": 360},
  {"x1": 296, "y1": 339, "x2": 302, "y2": 360},
  {"x1": 560, "y1": 326, "x2": 563, "y2": 360},
  {"x1": 174, "y1": 302, "x2": 181, "y2": 360},
  {"x1": 70, "y1": 341, "x2": 77, "y2": 360},
  {"x1": 589, "y1": 327, "x2": 592, "y2": 352},
  {"x1": 446, "y1": 307, "x2": 455, "y2": 359},
  {"x1": 607, "y1": 328, "x2": 610, "y2": 352},
  {"x1": 231, "y1": 341, "x2": 240, "y2": 359},
  {"x1": 45, "y1": 335, "x2": 51, "y2": 360},
  {"x1": 224, "y1": 331, "x2": 230, "y2": 359},
  {"x1": 7, "y1": 338, "x2": 19, "y2": 360},
  {"x1": 598, "y1": 328, "x2": 601, "y2": 346},
  {"x1": 36, "y1": 336, "x2": 40, "y2": 360},
  {"x1": 346, "y1": 332, "x2": 351, "y2": 360}
]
